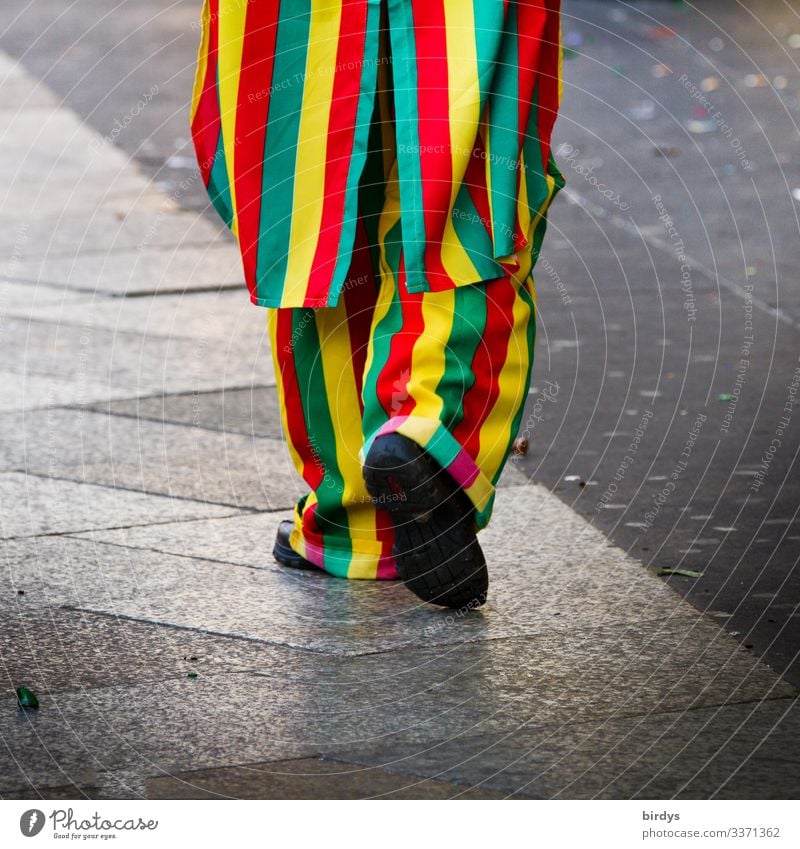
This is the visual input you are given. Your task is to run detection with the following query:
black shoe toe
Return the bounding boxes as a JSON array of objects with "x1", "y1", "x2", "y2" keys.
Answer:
[{"x1": 273, "y1": 520, "x2": 318, "y2": 570}]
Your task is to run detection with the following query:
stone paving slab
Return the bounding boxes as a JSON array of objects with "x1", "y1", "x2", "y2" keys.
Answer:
[
  {"x1": 0, "y1": 370, "x2": 135, "y2": 413},
  {"x1": 0, "y1": 473, "x2": 238, "y2": 539},
  {"x1": 0, "y1": 408, "x2": 300, "y2": 510},
  {"x1": 1, "y1": 110, "x2": 143, "y2": 193},
  {"x1": 5, "y1": 290, "x2": 267, "y2": 344},
  {"x1": 71, "y1": 480, "x2": 655, "y2": 578},
  {"x1": 11, "y1": 245, "x2": 243, "y2": 296},
  {"x1": 96, "y1": 387, "x2": 289, "y2": 440},
  {"x1": 0, "y1": 517, "x2": 774, "y2": 656},
  {"x1": 143, "y1": 758, "x2": 508, "y2": 800},
  {"x1": 0, "y1": 620, "x2": 792, "y2": 795},
  {"x1": 0, "y1": 208, "x2": 230, "y2": 260},
  {"x1": 73, "y1": 510, "x2": 294, "y2": 569},
  {"x1": 0, "y1": 317, "x2": 272, "y2": 402},
  {"x1": 329, "y1": 697, "x2": 800, "y2": 800},
  {"x1": 1, "y1": 608, "x2": 303, "y2": 692},
  {"x1": 0, "y1": 52, "x2": 59, "y2": 109},
  {"x1": 0, "y1": 404, "x2": 526, "y2": 510}
]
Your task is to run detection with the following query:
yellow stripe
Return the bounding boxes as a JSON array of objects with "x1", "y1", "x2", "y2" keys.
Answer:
[
  {"x1": 266, "y1": 311, "x2": 307, "y2": 478},
  {"x1": 190, "y1": 0, "x2": 211, "y2": 123},
  {"x1": 281, "y1": 5, "x2": 342, "y2": 304},
  {"x1": 440, "y1": 0, "x2": 481, "y2": 282},
  {"x1": 516, "y1": 148, "x2": 532, "y2": 244},
  {"x1": 362, "y1": 162, "x2": 402, "y2": 402},
  {"x1": 475, "y1": 279, "x2": 533, "y2": 477},
  {"x1": 528, "y1": 171, "x2": 558, "y2": 247},
  {"x1": 217, "y1": 0, "x2": 248, "y2": 238},
  {"x1": 409, "y1": 288, "x2": 455, "y2": 421},
  {"x1": 314, "y1": 302, "x2": 379, "y2": 580}
]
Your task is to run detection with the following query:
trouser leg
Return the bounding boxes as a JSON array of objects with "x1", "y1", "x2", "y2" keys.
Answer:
[
  {"x1": 361, "y1": 160, "x2": 537, "y2": 531},
  {"x1": 267, "y1": 218, "x2": 398, "y2": 580}
]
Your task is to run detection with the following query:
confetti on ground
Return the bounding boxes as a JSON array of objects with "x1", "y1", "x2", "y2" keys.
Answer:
[
  {"x1": 648, "y1": 26, "x2": 677, "y2": 41},
  {"x1": 701, "y1": 76, "x2": 720, "y2": 92},
  {"x1": 16, "y1": 687, "x2": 39, "y2": 710},
  {"x1": 686, "y1": 119, "x2": 716, "y2": 134},
  {"x1": 651, "y1": 63, "x2": 673, "y2": 78},
  {"x1": 628, "y1": 100, "x2": 657, "y2": 121},
  {"x1": 788, "y1": 34, "x2": 800, "y2": 49},
  {"x1": 654, "y1": 145, "x2": 681, "y2": 158},
  {"x1": 774, "y1": 75, "x2": 788, "y2": 90},
  {"x1": 717, "y1": 393, "x2": 734, "y2": 401},
  {"x1": 744, "y1": 74, "x2": 769, "y2": 88},
  {"x1": 709, "y1": 37, "x2": 725, "y2": 52}
]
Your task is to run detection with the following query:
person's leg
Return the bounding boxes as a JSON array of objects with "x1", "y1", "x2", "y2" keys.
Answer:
[
  {"x1": 357, "y1": 155, "x2": 536, "y2": 605},
  {"x1": 268, "y1": 8, "x2": 400, "y2": 581},
  {"x1": 360, "y1": 170, "x2": 537, "y2": 533},
  {"x1": 267, "y1": 219, "x2": 397, "y2": 580}
]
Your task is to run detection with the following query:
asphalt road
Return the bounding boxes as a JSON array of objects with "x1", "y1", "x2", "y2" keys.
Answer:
[{"x1": 2, "y1": 0, "x2": 799, "y2": 684}]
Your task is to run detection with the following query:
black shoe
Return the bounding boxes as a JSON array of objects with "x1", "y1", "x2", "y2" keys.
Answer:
[
  {"x1": 362, "y1": 433, "x2": 488, "y2": 609},
  {"x1": 273, "y1": 520, "x2": 318, "y2": 570}
]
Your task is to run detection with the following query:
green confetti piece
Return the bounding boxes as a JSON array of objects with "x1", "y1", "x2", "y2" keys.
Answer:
[
  {"x1": 187, "y1": 672, "x2": 198, "y2": 680},
  {"x1": 15, "y1": 686, "x2": 39, "y2": 710},
  {"x1": 718, "y1": 393, "x2": 734, "y2": 401},
  {"x1": 656, "y1": 568, "x2": 704, "y2": 578}
]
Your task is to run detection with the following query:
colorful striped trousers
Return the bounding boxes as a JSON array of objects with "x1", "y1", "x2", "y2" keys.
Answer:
[{"x1": 268, "y1": 77, "x2": 538, "y2": 579}]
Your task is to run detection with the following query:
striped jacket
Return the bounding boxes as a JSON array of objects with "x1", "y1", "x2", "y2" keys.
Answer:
[{"x1": 191, "y1": 0, "x2": 564, "y2": 308}]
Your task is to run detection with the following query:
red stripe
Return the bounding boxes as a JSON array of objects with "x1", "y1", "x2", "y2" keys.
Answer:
[
  {"x1": 375, "y1": 254, "x2": 421, "y2": 418},
  {"x1": 233, "y1": 5, "x2": 280, "y2": 290},
  {"x1": 410, "y1": 0, "x2": 452, "y2": 288},
  {"x1": 465, "y1": 130, "x2": 493, "y2": 241},
  {"x1": 342, "y1": 218, "x2": 377, "y2": 413},
  {"x1": 537, "y1": 0, "x2": 561, "y2": 168},
  {"x1": 375, "y1": 509, "x2": 397, "y2": 579},
  {"x1": 275, "y1": 312, "x2": 324, "y2": 491},
  {"x1": 453, "y1": 275, "x2": 516, "y2": 459},
  {"x1": 306, "y1": 0, "x2": 369, "y2": 304},
  {"x1": 515, "y1": 1, "x2": 547, "y2": 244},
  {"x1": 190, "y1": 0, "x2": 222, "y2": 188}
]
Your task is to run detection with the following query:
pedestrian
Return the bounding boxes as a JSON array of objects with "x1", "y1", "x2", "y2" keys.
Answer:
[{"x1": 190, "y1": 0, "x2": 564, "y2": 608}]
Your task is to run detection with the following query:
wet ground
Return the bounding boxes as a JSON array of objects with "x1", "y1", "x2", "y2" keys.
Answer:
[{"x1": 1, "y1": 0, "x2": 799, "y2": 799}]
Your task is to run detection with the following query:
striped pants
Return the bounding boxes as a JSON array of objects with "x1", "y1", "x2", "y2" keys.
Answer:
[
  {"x1": 268, "y1": 160, "x2": 536, "y2": 581},
  {"x1": 266, "y1": 9, "x2": 542, "y2": 580}
]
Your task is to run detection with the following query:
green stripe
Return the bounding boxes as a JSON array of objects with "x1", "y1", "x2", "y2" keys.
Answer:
[
  {"x1": 485, "y1": 1, "x2": 520, "y2": 257},
  {"x1": 386, "y1": 0, "x2": 427, "y2": 290},
  {"x1": 208, "y1": 128, "x2": 234, "y2": 228},
  {"x1": 361, "y1": 217, "x2": 404, "y2": 440},
  {"x1": 434, "y1": 281, "x2": 487, "y2": 432},
  {"x1": 291, "y1": 309, "x2": 352, "y2": 577},
  {"x1": 326, "y1": 0, "x2": 382, "y2": 306},
  {"x1": 207, "y1": 70, "x2": 234, "y2": 227},
  {"x1": 255, "y1": 5, "x2": 312, "y2": 304},
  {"x1": 451, "y1": 180, "x2": 506, "y2": 279},
  {"x1": 359, "y1": 96, "x2": 389, "y2": 277},
  {"x1": 531, "y1": 152, "x2": 565, "y2": 264},
  {"x1": 491, "y1": 280, "x2": 536, "y2": 488}
]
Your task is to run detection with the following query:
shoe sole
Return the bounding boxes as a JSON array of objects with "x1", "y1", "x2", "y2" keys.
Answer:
[{"x1": 363, "y1": 434, "x2": 488, "y2": 609}]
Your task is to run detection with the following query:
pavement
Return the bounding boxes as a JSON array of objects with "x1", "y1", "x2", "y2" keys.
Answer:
[{"x1": 1, "y1": 0, "x2": 799, "y2": 800}]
